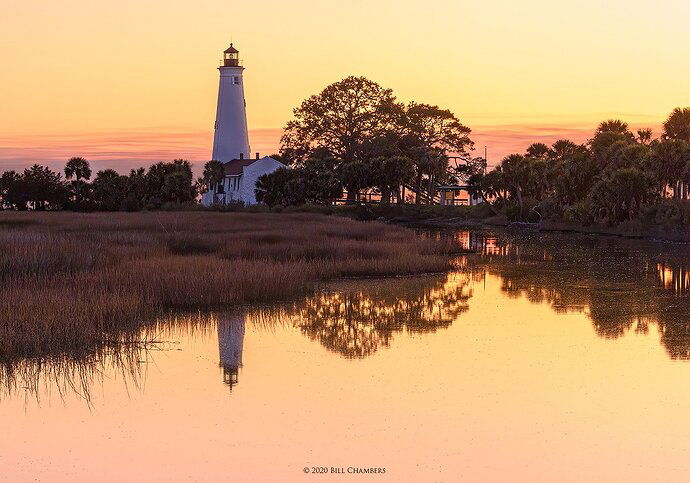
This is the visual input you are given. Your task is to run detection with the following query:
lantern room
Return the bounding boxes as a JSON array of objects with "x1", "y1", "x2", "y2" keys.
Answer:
[{"x1": 223, "y1": 44, "x2": 240, "y2": 67}]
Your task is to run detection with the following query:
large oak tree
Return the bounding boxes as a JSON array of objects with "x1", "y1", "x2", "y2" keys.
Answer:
[{"x1": 280, "y1": 76, "x2": 400, "y2": 163}]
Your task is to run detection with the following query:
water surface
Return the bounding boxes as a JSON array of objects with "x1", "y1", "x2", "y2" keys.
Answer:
[{"x1": 3, "y1": 229, "x2": 690, "y2": 481}]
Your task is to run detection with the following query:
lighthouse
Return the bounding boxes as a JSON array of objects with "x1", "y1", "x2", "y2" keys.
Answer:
[
  {"x1": 201, "y1": 43, "x2": 286, "y2": 207},
  {"x1": 212, "y1": 43, "x2": 251, "y2": 162}
]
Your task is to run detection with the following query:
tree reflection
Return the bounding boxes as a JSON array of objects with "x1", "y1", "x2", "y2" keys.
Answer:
[
  {"x1": 282, "y1": 275, "x2": 471, "y2": 358},
  {"x1": 465, "y1": 230, "x2": 690, "y2": 359}
]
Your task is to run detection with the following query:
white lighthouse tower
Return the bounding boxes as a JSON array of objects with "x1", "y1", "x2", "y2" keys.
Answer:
[
  {"x1": 201, "y1": 43, "x2": 286, "y2": 207},
  {"x1": 212, "y1": 43, "x2": 251, "y2": 162}
]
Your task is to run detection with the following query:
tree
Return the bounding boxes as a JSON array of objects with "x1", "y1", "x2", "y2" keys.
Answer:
[
  {"x1": 400, "y1": 103, "x2": 473, "y2": 202},
  {"x1": 280, "y1": 76, "x2": 400, "y2": 163},
  {"x1": 647, "y1": 140, "x2": 690, "y2": 198},
  {"x1": 92, "y1": 169, "x2": 128, "y2": 211},
  {"x1": 202, "y1": 160, "x2": 225, "y2": 193},
  {"x1": 550, "y1": 139, "x2": 581, "y2": 160},
  {"x1": 467, "y1": 168, "x2": 509, "y2": 214},
  {"x1": 401, "y1": 102, "x2": 473, "y2": 158},
  {"x1": 0, "y1": 170, "x2": 24, "y2": 210},
  {"x1": 368, "y1": 156, "x2": 415, "y2": 204},
  {"x1": 64, "y1": 157, "x2": 93, "y2": 210},
  {"x1": 280, "y1": 77, "x2": 476, "y2": 204},
  {"x1": 122, "y1": 167, "x2": 147, "y2": 211},
  {"x1": 406, "y1": 146, "x2": 448, "y2": 203},
  {"x1": 256, "y1": 160, "x2": 342, "y2": 207},
  {"x1": 590, "y1": 119, "x2": 636, "y2": 165},
  {"x1": 499, "y1": 154, "x2": 531, "y2": 217},
  {"x1": 163, "y1": 171, "x2": 195, "y2": 204},
  {"x1": 637, "y1": 128, "x2": 654, "y2": 145},
  {"x1": 145, "y1": 159, "x2": 196, "y2": 207},
  {"x1": 299, "y1": 158, "x2": 344, "y2": 204},
  {"x1": 663, "y1": 107, "x2": 690, "y2": 142},
  {"x1": 339, "y1": 160, "x2": 372, "y2": 202},
  {"x1": 525, "y1": 142, "x2": 552, "y2": 159},
  {"x1": 21, "y1": 165, "x2": 66, "y2": 210},
  {"x1": 64, "y1": 157, "x2": 92, "y2": 182},
  {"x1": 595, "y1": 119, "x2": 633, "y2": 137},
  {"x1": 256, "y1": 168, "x2": 300, "y2": 206},
  {"x1": 552, "y1": 148, "x2": 599, "y2": 206},
  {"x1": 589, "y1": 168, "x2": 656, "y2": 222},
  {"x1": 448, "y1": 156, "x2": 486, "y2": 185}
]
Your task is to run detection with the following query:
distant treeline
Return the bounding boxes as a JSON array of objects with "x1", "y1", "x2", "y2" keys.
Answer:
[
  {"x1": 469, "y1": 108, "x2": 690, "y2": 226},
  {"x1": 251, "y1": 76, "x2": 690, "y2": 230},
  {"x1": 466, "y1": 107, "x2": 690, "y2": 225},
  {"x1": 0, "y1": 158, "x2": 198, "y2": 211}
]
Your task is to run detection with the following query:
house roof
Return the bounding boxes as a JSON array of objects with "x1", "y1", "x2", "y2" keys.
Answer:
[
  {"x1": 224, "y1": 44, "x2": 239, "y2": 54},
  {"x1": 222, "y1": 157, "x2": 284, "y2": 176}
]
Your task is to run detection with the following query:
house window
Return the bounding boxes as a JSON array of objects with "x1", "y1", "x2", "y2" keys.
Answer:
[{"x1": 233, "y1": 76, "x2": 240, "y2": 85}]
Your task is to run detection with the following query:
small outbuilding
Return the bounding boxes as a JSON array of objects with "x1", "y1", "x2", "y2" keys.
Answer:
[{"x1": 201, "y1": 154, "x2": 285, "y2": 206}]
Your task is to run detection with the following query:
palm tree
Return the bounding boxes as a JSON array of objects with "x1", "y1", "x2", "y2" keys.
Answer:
[
  {"x1": 636, "y1": 128, "x2": 653, "y2": 145},
  {"x1": 550, "y1": 139, "x2": 580, "y2": 160},
  {"x1": 202, "y1": 160, "x2": 225, "y2": 192},
  {"x1": 500, "y1": 154, "x2": 531, "y2": 217},
  {"x1": 663, "y1": 107, "x2": 690, "y2": 142},
  {"x1": 525, "y1": 142, "x2": 552, "y2": 159},
  {"x1": 64, "y1": 157, "x2": 92, "y2": 181},
  {"x1": 595, "y1": 119, "x2": 631, "y2": 136}
]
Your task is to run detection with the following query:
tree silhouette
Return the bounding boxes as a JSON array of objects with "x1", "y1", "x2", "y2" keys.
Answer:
[
  {"x1": 91, "y1": 169, "x2": 127, "y2": 211},
  {"x1": 64, "y1": 157, "x2": 92, "y2": 182},
  {"x1": 280, "y1": 76, "x2": 400, "y2": 164},
  {"x1": 202, "y1": 160, "x2": 225, "y2": 193},
  {"x1": 525, "y1": 142, "x2": 552, "y2": 159},
  {"x1": 21, "y1": 165, "x2": 66, "y2": 210},
  {"x1": 64, "y1": 157, "x2": 92, "y2": 210},
  {"x1": 663, "y1": 107, "x2": 690, "y2": 142}
]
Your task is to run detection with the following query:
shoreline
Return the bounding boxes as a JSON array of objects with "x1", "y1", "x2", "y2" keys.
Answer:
[{"x1": 387, "y1": 215, "x2": 690, "y2": 244}]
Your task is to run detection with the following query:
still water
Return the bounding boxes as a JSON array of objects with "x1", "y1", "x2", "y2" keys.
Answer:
[{"x1": 3, "y1": 229, "x2": 690, "y2": 481}]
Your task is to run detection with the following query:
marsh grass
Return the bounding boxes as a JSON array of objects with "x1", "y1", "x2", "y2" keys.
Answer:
[{"x1": 0, "y1": 212, "x2": 461, "y2": 361}]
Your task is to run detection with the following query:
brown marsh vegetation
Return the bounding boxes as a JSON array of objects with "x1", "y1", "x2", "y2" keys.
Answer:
[{"x1": 0, "y1": 212, "x2": 461, "y2": 361}]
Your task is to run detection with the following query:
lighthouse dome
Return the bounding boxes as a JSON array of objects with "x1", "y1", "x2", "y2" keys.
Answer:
[{"x1": 224, "y1": 44, "x2": 239, "y2": 54}]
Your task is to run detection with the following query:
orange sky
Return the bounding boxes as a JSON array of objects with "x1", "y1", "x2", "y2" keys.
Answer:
[{"x1": 1, "y1": 0, "x2": 689, "y2": 174}]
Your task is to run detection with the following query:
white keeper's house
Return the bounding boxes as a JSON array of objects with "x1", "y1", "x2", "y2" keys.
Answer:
[{"x1": 201, "y1": 43, "x2": 285, "y2": 206}]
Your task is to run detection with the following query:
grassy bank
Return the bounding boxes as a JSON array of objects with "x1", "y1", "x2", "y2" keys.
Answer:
[
  {"x1": 192, "y1": 201, "x2": 494, "y2": 223},
  {"x1": 0, "y1": 212, "x2": 461, "y2": 360}
]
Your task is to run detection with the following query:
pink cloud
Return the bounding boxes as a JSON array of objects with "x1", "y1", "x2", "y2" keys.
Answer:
[
  {"x1": 471, "y1": 123, "x2": 660, "y2": 167},
  {"x1": 0, "y1": 128, "x2": 282, "y2": 176},
  {"x1": 0, "y1": 123, "x2": 660, "y2": 175}
]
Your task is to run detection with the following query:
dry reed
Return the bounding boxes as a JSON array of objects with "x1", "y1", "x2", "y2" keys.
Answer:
[{"x1": 0, "y1": 211, "x2": 462, "y2": 360}]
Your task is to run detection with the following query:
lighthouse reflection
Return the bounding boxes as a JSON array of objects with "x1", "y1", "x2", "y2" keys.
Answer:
[
  {"x1": 217, "y1": 314, "x2": 245, "y2": 390},
  {"x1": 212, "y1": 274, "x2": 470, "y2": 389}
]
